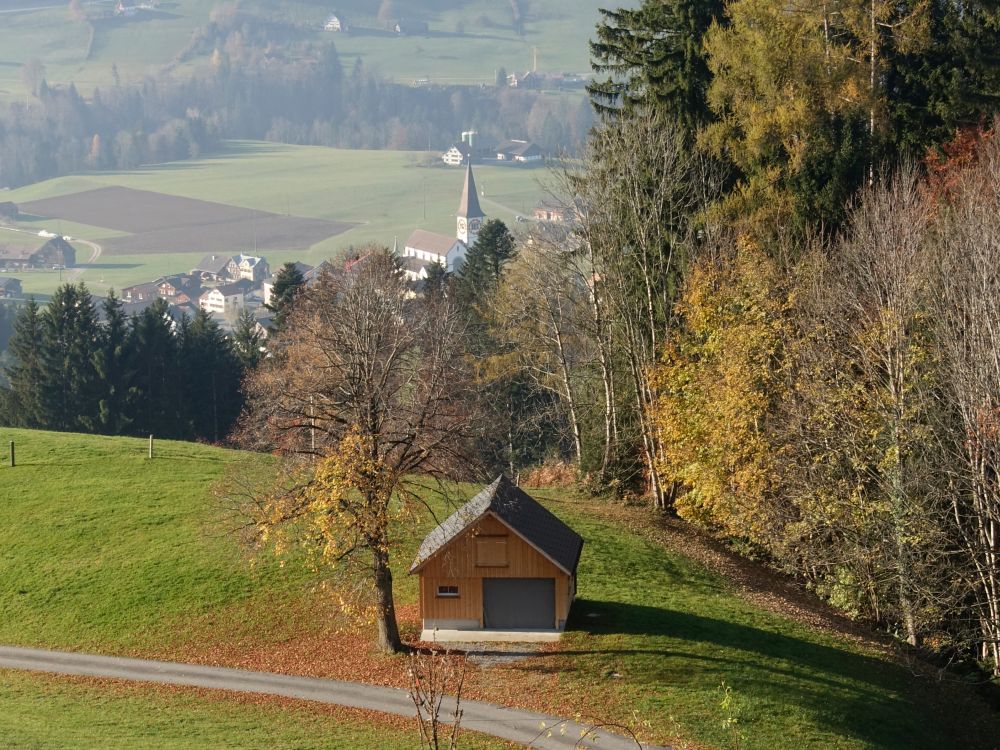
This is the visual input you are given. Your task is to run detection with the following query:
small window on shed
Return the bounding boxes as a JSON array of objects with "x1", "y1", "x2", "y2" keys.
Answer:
[
  {"x1": 437, "y1": 585, "x2": 459, "y2": 598},
  {"x1": 475, "y1": 536, "x2": 508, "y2": 567}
]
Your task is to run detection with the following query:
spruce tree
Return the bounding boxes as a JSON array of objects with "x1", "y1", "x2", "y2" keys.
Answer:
[
  {"x1": 39, "y1": 283, "x2": 101, "y2": 432},
  {"x1": 3, "y1": 299, "x2": 45, "y2": 427},
  {"x1": 93, "y1": 292, "x2": 136, "y2": 435},
  {"x1": 588, "y1": 0, "x2": 725, "y2": 129},
  {"x1": 180, "y1": 308, "x2": 243, "y2": 443},
  {"x1": 455, "y1": 219, "x2": 516, "y2": 303},
  {"x1": 232, "y1": 308, "x2": 264, "y2": 369},
  {"x1": 265, "y1": 262, "x2": 306, "y2": 330},
  {"x1": 132, "y1": 299, "x2": 182, "y2": 439}
]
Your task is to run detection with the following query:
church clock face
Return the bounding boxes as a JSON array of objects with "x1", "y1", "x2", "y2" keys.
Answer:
[{"x1": 458, "y1": 218, "x2": 467, "y2": 232}]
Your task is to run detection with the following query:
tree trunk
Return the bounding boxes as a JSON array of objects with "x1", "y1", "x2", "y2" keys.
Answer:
[{"x1": 373, "y1": 546, "x2": 405, "y2": 654}]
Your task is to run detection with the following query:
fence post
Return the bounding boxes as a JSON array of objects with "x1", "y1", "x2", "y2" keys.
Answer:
[
  {"x1": 148, "y1": 434, "x2": 154, "y2": 460},
  {"x1": 8, "y1": 441, "x2": 13, "y2": 467}
]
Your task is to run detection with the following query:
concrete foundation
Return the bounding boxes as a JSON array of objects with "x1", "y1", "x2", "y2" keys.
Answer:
[{"x1": 420, "y1": 628, "x2": 563, "y2": 643}]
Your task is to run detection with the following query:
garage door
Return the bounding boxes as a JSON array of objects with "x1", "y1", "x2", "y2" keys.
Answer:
[{"x1": 483, "y1": 578, "x2": 555, "y2": 629}]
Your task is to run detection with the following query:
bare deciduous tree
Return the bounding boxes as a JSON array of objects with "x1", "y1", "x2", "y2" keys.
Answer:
[{"x1": 238, "y1": 249, "x2": 478, "y2": 654}]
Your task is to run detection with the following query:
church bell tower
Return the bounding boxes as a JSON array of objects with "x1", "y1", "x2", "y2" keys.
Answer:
[{"x1": 457, "y1": 160, "x2": 485, "y2": 247}]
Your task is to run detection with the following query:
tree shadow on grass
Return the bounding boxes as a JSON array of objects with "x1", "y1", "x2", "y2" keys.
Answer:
[{"x1": 548, "y1": 599, "x2": 971, "y2": 750}]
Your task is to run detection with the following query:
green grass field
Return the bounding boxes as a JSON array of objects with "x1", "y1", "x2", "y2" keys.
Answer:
[
  {"x1": 0, "y1": 671, "x2": 513, "y2": 749},
  {"x1": 0, "y1": 0, "x2": 619, "y2": 100},
  {"x1": 2, "y1": 141, "x2": 549, "y2": 297},
  {"x1": 0, "y1": 427, "x2": 996, "y2": 749}
]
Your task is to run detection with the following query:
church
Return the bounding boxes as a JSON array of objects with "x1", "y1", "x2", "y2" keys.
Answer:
[{"x1": 400, "y1": 161, "x2": 484, "y2": 281}]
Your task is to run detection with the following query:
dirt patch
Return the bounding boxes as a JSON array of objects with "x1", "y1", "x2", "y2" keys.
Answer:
[{"x1": 20, "y1": 186, "x2": 355, "y2": 256}]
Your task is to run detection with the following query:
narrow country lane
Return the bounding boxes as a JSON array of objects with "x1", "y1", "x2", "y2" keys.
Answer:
[{"x1": 0, "y1": 646, "x2": 668, "y2": 750}]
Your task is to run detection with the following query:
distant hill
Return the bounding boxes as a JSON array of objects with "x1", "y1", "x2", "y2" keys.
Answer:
[{"x1": 0, "y1": 0, "x2": 632, "y2": 100}]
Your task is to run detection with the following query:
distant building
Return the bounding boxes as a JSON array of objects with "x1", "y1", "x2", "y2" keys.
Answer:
[
  {"x1": 115, "y1": 1, "x2": 138, "y2": 16},
  {"x1": 234, "y1": 254, "x2": 270, "y2": 284},
  {"x1": 0, "y1": 277, "x2": 22, "y2": 297},
  {"x1": 496, "y1": 139, "x2": 542, "y2": 163},
  {"x1": 533, "y1": 201, "x2": 570, "y2": 223},
  {"x1": 0, "y1": 237, "x2": 75, "y2": 270},
  {"x1": 395, "y1": 19, "x2": 429, "y2": 35},
  {"x1": 442, "y1": 142, "x2": 472, "y2": 167},
  {"x1": 199, "y1": 280, "x2": 251, "y2": 316},
  {"x1": 401, "y1": 161, "x2": 485, "y2": 280},
  {"x1": 193, "y1": 254, "x2": 236, "y2": 284},
  {"x1": 324, "y1": 13, "x2": 346, "y2": 31},
  {"x1": 441, "y1": 131, "x2": 497, "y2": 167},
  {"x1": 192, "y1": 254, "x2": 268, "y2": 286}
]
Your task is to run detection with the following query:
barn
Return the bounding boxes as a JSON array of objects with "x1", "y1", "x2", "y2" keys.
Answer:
[{"x1": 410, "y1": 476, "x2": 583, "y2": 641}]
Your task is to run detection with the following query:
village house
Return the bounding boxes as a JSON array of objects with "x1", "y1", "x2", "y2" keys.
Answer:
[
  {"x1": 533, "y1": 201, "x2": 570, "y2": 223},
  {"x1": 441, "y1": 131, "x2": 496, "y2": 167},
  {"x1": 324, "y1": 13, "x2": 346, "y2": 31},
  {"x1": 0, "y1": 237, "x2": 75, "y2": 270},
  {"x1": 192, "y1": 254, "x2": 268, "y2": 286},
  {"x1": 199, "y1": 280, "x2": 251, "y2": 316},
  {"x1": 401, "y1": 161, "x2": 484, "y2": 281},
  {"x1": 0, "y1": 277, "x2": 22, "y2": 297},
  {"x1": 234, "y1": 254, "x2": 270, "y2": 284},
  {"x1": 410, "y1": 476, "x2": 583, "y2": 641}
]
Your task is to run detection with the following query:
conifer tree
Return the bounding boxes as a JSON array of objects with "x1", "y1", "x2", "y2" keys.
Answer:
[
  {"x1": 132, "y1": 299, "x2": 182, "y2": 439},
  {"x1": 3, "y1": 299, "x2": 45, "y2": 427},
  {"x1": 181, "y1": 308, "x2": 242, "y2": 443},
  {"x1": 39, "y1": 283, "x2": 101, "y2": 432},
  {"x1": 94, "y1": 292, "x2": 135, "y2": 435},
  {"x1": 589, "y1": 0, "x2": 725, "y2": 129},
  {"x1": 232, "y1": 308, "x2": 264, "y2": 369},
  {"x1": 265, "y1": 262, "x2": 305, "y2": 330}
]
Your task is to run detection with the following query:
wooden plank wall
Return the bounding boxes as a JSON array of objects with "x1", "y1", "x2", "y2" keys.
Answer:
[{"x1": 418, "y1": 514, "x2": 572, "y2": 626}]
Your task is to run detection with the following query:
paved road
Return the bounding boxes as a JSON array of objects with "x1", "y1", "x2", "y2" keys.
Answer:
[{"x1": 0, "y1": 646, "x2": 666, "y2": 750}]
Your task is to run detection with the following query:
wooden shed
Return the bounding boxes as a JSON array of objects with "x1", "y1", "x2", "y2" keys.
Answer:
[{"x1": 410, "y1": 476, "x2": 583, "y2": 639}]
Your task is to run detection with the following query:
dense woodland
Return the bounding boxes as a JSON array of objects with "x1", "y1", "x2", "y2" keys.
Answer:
[
  {"x1": 6, "y1": 0, "x2": 1000, "y2": 681},
  {"x1": 0, "y1": 9, "x2": 590, "y2": 188},
  {"x1": 0, "y1": 286, "x2": 259, "y2": 442}
]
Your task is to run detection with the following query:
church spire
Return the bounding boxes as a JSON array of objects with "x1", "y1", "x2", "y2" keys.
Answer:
[{"x1": 457, "y1": 160, "x2": 484, "y2": 246}]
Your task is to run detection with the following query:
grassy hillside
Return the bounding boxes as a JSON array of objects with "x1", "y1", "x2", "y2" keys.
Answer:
[
  {"x1": 0, "y1": 0, "x2": 624, "y2": 99},
  {"x1": 0, "y1": 427, "x2": 995, "y2": 749},
  {"x1": 2, "y1": 141, "x2": 547, "y2": 297}
]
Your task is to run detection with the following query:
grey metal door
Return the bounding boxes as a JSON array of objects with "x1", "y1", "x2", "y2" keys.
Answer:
[{"x1": 482, "y1": 578, "x2": 555, "y2": 629}]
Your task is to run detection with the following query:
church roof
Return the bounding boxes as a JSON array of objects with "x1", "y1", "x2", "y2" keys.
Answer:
[
  {"x1": 405, "y1": 229, "x2": 462, "y2": 256},
  {"x1": 457, "y1": 161, "x2": 484, "y2": 219}
]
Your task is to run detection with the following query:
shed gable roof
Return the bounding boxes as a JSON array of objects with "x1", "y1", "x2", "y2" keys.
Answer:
[{"x1": 410, "y1": 476, "x2": 583, "y2": 575}]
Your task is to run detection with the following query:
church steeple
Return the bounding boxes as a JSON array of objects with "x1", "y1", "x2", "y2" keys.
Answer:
[{"x1": 457, "y1": 160, "x2": 484, "y2": 246}]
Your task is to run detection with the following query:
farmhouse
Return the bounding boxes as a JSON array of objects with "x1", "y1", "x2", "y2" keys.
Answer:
[
  {"x1": 496, "y1": 139, "x2": 542, "y2": 163},
  {"x1": 324, "y1": 13, "x2": 346, "y2": 31},
  {"x1": 0, "y1": 237, "x2": 75, "y2": 270},
  {"x1": 0, "y1": 277, "x2": 22, "y2": 297},
  {"x1": 410, "y1": 476, "x2": 583, "y2": 641}
]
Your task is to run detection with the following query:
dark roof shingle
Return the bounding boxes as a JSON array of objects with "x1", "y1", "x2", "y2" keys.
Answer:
[{"x1": 410, "y1": 476, "x2": 583, "y2": 575}]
